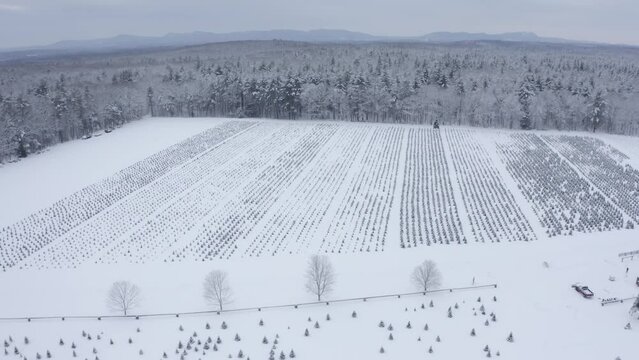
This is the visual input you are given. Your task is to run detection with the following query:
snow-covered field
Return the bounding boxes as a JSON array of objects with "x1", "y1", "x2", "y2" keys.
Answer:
[{"x1": 1, "y1": 118, "x2": 638, "y2": 360}]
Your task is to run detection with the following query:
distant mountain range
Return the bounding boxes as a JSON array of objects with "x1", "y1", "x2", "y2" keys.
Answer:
[
  {"x1": 42, "y1": 29, "x2": 591, "y2": 50},
  {"x1": 0, "y1": 29, "x2": 613, "y2": 61},
  {"x1": 47, "y1": 30, "x2": 384, "y2": 50},
  {"x1": 415, "y1": 31, "x2": 577, "y2": 44}
]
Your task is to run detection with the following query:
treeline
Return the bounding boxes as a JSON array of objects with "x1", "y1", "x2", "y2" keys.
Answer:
[{"x1": 1, "y1": 41, "x2": 639, "y2": 161}]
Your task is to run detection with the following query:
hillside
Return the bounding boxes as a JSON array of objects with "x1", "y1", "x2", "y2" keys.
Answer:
[
  {"x1": 0, "y1": 29, "x2": 588, "y2": 55},
  {"x1": 0, "y1": 118, "x2": 638, "y2": 360}
]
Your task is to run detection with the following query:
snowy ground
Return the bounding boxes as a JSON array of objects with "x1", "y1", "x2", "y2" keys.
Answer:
[
  {"x1": 1, "y1": 118, "x2": 638, "y2": 360},
  {"x1": 0, "y1": 117, "x2": 226, "y2": 227}
]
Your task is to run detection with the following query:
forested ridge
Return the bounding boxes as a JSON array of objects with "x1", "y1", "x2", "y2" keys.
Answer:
[{"x1": 1, "y1": 40, "x2": 639, "y2": 161}]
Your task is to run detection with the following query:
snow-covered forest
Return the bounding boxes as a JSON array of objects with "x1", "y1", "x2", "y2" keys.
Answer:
[{"x1": 1, "y1": 40, "x2": 639, "y2": 161}]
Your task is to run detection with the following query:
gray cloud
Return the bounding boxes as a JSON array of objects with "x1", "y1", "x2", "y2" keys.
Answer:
[
  {"x1": 0, "y1": 3, "x2": 25, "y2": 11},
  {"x1": 0, "y1": 0, "x2": 637, "y2": 48}
]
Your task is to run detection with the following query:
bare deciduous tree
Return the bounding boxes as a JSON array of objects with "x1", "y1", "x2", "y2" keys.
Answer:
[
  {"x1": 305, "y1": 255, "x2": 335, "y2": 301},
  {"x1": 411, "y1": 260, "x2": 442, "y2": 292},
  {"x1": 107, "y1": 281, "x2": 141, "y2": 316},
  {"x1": 203, "y1": 270, "x2": 232, "y2": 311}
]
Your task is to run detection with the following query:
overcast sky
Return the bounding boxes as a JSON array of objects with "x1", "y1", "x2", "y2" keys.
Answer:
[{"x1": 0, "y1": 0, "x2": 637, "y2": 48}]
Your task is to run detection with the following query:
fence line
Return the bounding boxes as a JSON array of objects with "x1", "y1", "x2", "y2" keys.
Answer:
[
  {"x1": 618, "y1": 250, "x2": 639, "y2": 261},
  {"x1": 0, "y1": 283, "x2": 498, "y2": 323},
  {"x1": 600, "y1": 296, "x2": 636, "y2": 306}
]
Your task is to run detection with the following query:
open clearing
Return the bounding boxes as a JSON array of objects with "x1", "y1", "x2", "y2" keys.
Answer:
[{"x1": 1, "y1": 118, "x2": 638, "y2": 360}]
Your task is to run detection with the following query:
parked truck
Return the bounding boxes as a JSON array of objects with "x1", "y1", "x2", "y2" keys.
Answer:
[{"x1": 572, "y1": 284, "x2": 594, "y2": 299}]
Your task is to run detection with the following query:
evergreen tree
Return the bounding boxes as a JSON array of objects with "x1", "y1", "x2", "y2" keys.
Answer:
[
  {"x1": 518, "y1": 74, "x2": 536, "y2": 130},
  {"x1": 147, "y1": 87, "x2": 155, "y2": 116},
  {"x1": 630, "y1": 294, "x2": 639, "y2": 318},
  {"x1": 456, "y1": 80, "x2": 466, "y2": 125},
  {"x1": 588, "y1": 90, "x2": 607, "y2": 133}
]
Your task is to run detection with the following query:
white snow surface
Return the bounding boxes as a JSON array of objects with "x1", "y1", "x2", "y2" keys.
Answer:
[
  {"x1": 0, "y1": 117, "x2": 638, "y2": 360},
  {"x1": 0, "y1": 117, "x2": 226, "y2": 228}
]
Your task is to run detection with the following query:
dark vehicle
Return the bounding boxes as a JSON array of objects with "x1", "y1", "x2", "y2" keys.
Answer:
[
  {"x1": 572, "y1": 284, "x2": 594, "y2": 298},
  {"x1": 636, "y1": 277, "x2": 639, "y2": 287}
]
